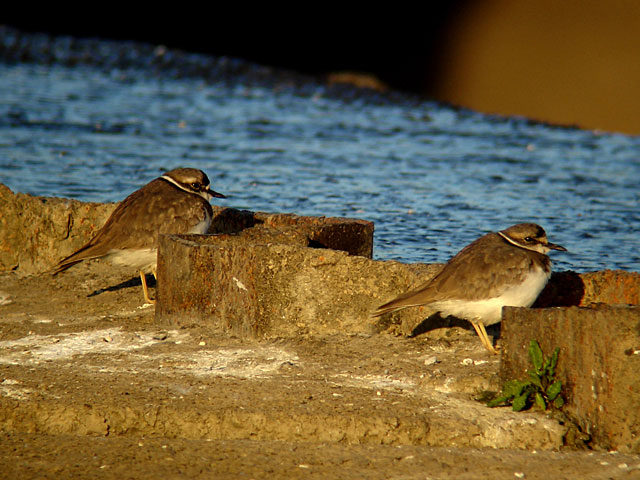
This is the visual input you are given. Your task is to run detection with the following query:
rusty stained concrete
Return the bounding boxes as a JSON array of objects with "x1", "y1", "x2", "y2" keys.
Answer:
[{"x1": 501, "y1": 303, "x2": 640, "y2": 453}]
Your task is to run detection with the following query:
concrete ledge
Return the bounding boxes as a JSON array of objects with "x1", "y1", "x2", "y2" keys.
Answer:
[
  {"x1": 0, "y1": 182, "x2": 373, "y2": 274},
  {"x1": 209, "y1": 208, "x2": 374, "y2": 258},
  {"x1": 157, "y1": 230, "x2": 640, "y2": 344},
  {"x1": 0, "y1": 327, "x2": 566, "y2": 450},
  {"x1": 501, "y1": 302, "x2": 640, "y2": 452},
  {"x1": 0, "y1": 183, "x2": 115, "y2": 274}
]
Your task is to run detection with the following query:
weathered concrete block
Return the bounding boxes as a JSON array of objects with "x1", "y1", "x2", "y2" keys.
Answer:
[
  {"x1": 501, "y1": 303, "x2": 640, "y2": 452},
  {"x1": 155, "y1": 234, "x2": 441, "y2": 337},
  {"x1": 535, "y1": 270, "x2": 640, "y2": 307},
  {"x1": 208, "y1": 208, "x2": 374, "y2": 258}
]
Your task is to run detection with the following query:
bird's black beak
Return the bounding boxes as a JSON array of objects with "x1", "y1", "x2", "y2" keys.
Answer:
[
  {"x1": 547, "y1": 242, "x2": 567, "y2": 252},
  {"x1": 207, "y1": 188, "x2": 226, "y2": 199}
]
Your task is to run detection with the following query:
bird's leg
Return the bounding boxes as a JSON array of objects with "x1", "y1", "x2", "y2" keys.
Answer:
[
  {"x1": 472, "y1": 322, "x2": 500, "y2": 355},
  {"x1": 478, "y1": 324, "x2": 500, "y2": 354},
  {"x1": 472, "y1": 322, "x2": 495, "y2": 353},
  {"x1": 139, "y1": 271, "x2": 156, "y2": 305},
  {"x1": 471, "y1": 322, "x2": 488, "y2": 349}
]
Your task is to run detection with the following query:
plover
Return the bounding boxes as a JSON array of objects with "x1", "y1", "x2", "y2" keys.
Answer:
[
  {"x1": 53, "y1": 167, "x2": 225, "y2": 303},
  {"x1": 373, "y1": 223, "x2": 566, "y2": 354}
]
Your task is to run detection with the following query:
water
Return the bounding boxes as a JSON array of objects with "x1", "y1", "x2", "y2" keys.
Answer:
[{"x1": 0, "y1": 33, "x2": 639, "y2": 272}]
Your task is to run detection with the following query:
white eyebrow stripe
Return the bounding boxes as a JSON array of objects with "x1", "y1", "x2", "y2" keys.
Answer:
[
  {"x1": 498, "y1": 231, "x2": 524, "y2": 248},
  {"x1": 161, "y1": 175, "x2": 192, "y2": 193}
]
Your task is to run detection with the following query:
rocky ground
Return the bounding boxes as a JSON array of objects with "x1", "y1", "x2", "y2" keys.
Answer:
[{"x1": 1, "y1": 263, "x2": 639, "y2": 479}]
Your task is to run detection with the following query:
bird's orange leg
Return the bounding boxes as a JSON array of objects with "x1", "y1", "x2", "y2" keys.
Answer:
[
  {"x1": 472, "y1": 322, "x2": 500, "y2": 355},
  {"x1": 139, "y1": 271, "x2": 155, "y2": 305}
]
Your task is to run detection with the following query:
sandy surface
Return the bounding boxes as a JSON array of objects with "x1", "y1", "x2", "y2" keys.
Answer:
[{"x1": 1, "y1": 264, "x2": 639, "y2": 479}]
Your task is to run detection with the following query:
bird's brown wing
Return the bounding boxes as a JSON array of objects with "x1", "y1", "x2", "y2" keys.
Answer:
[
  {"x1": 372, "y1": 233, "x2": 542, "y2": 316},
  {"x1": 52, "y1": 179, "x2": 212, "y2": 273}
]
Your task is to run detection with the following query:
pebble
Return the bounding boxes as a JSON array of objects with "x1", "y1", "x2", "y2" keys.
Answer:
[
  {"x1": 0, "y1": 291, "x2": 13, "y2": 306},
  {"x1": 423, "y1": 355, "x2": 439, "y2": 366}
]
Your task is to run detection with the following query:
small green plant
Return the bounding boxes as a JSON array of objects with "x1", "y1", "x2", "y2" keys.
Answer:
[{"x1": 488, "y1": 340, "x2": 564, "y2": 411}]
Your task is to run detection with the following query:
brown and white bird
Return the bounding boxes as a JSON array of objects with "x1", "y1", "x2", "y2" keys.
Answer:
[
  {"x1": 52, "y1": 168, "x2": 225, "y2": 303},
  {"x1": 373, "y1": 223, "x2": 566, "y2": 354}
]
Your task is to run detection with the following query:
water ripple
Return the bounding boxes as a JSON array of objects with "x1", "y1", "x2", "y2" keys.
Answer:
[{"x1": 0, "y1": 45, "x2": 638, "y2": 272}]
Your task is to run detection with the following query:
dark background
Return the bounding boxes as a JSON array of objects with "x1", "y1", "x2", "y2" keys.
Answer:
[
  {"x1": 5, "y1": 1, "x2": 640, "y2": 135},
  {"x1": 5, "y1": 7, "x2": 464, "y2": 95}
]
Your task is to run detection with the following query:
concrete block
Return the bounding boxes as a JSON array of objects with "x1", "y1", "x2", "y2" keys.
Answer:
[
  {"x1": 155, "y1": 234, "x2": 441, "y2": 337},
  {"x1": 155, "y1": 236, "x2": 640, "y2": 343},
  {"x1": 501, "y1": 301, "x2": 640, "y2": 452},
  {"x1": 208, "y1": 207, "x2": 374, "y2": 258}
]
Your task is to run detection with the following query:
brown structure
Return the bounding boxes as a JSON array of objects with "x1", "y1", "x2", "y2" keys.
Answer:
[
  {"x1": 433, "y1": 1, "x2": 640, "y2": 134},
  {"x1": 0, "y1": 183, "x2": 373, "y2": 275}
]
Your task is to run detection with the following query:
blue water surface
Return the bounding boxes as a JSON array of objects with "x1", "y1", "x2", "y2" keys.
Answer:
[{"x1": 0, "y1": 47, "x2": 638, "y2": 273}]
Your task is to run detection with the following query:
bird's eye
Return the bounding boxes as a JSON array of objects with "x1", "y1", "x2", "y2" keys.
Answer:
[
  {"x1": 191, "y1": 182, "x2": 201, "y2": 190},
  {"x1": 524, "y1": 236, "x2": 535, "y2": 243}
]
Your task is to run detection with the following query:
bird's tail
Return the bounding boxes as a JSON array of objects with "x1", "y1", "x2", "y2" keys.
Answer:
[
  {"x1": 371, "y1": 295, "x2": 416, "y2": 318},
  {"x1": 371, "y1": 284, "x2": 436, "y2": 317},
  {"x1": 51, "y1": 257, "x2": 84, "y2": 275},
  {"x1": 50, "y1": 243, "x2": 101, "y2": 275}
]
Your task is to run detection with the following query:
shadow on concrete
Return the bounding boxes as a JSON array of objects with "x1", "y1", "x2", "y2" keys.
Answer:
[
  {"x1": 210, "y1": 208, "x2": 265, "y2": 235},
  {"x1": 533, "y1": 271, "x2": 585, "y2": 308},
  {"x1": 88, "y1": 274, "x2": 155, "y2": 298}
]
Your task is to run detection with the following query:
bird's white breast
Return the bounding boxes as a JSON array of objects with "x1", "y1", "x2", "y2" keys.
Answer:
[
  {"x1": 431, "y1": 266, "x2": 551, "y2": 326},
  {"x1": 188, "y1": 214, "x2": 211, "y2": 235}
]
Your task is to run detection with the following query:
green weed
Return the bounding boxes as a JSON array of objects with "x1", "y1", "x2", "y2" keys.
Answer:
[{"x1": 489, "y1": 340, "x2": 564, "y2": 411}]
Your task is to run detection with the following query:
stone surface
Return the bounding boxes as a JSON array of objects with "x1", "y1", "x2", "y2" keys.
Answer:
[
  {"x1": 501, "y1": 303, "x2": 640, "y2": 453},
  {"x1": 209, "y1": 207, "x2": 374, "y2": 258},
  {"x1": 5, "y1": 434, "x2": 640, "y2": 480},
  {"x1": 2, "y1": 268, "x2": 639, "y2": 478},
  {"x1": 0, "y1": 267, "x2": 575, "y2": 463},
  {"x1": 5, "y1": 186, "x2": 640, "y2": 457}
]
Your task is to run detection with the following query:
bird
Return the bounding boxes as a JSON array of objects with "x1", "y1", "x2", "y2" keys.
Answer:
[
  {"x1": 372, "y1": 223, "x2": 567, "y2": 354},
  {"x1": 52, "y1": 167, "x2": 225, "y2": 304}
]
